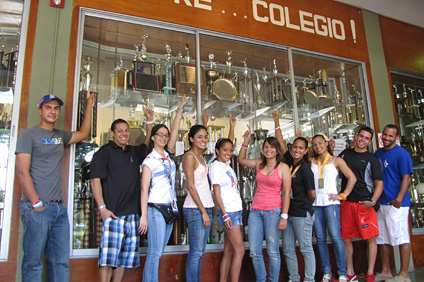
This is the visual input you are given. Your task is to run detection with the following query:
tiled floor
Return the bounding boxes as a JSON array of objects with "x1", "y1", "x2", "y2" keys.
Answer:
[{"x1": 409, "y1": 267, "x2": 424, "y2": 282}]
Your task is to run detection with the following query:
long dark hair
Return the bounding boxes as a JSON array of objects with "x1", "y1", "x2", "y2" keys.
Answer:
[
  {"x1": 188, "y1": 124, "x2": 207, "y2": 148},
  {"x1": 311, "y1": 134, "x2": 333, "y2": 158},
  {"x1": 259, "y1": 136, "x2": 284, "y2": 169},
  {"x1": 146, "y1": 124, "x2": 173, "y2": 159},
  {"x1": 286, "y1": 137, "x2": 310, "y2": 166}
]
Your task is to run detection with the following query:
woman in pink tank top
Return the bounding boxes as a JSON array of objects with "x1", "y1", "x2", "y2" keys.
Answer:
[
  {"x1": 237, "y1": 125, "x2": 291, "y2": 282},
  {"x1": 183, "y1": 124, "x2": 214, "y2": 282}
]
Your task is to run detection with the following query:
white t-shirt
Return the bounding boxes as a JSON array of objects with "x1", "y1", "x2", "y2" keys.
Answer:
[
  {"x1": 142, "y1": 148, "x2": 176, "y2": 204},
  {"x1": 209, "y1": 160, "x2": 243, "y2": 212}
]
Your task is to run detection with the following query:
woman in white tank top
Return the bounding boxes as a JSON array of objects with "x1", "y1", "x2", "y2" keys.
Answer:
[
  {"x1": 310, "y1": 133, "x2": 356, "y2": 282},
  {"x1": 183, "y1": 125, "x2": 214, "y2": 282}
]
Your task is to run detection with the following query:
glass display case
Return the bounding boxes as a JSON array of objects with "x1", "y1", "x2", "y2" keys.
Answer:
[
  {"x1": 70, "y1": 10, "x2": 372, "y2": 255},
  {"x1": 391, "y1": 70, "x2": 424, "y2": 235}
]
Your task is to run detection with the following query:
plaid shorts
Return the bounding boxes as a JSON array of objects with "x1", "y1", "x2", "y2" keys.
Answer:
[{"x1": 99, "y1": 214, "x2": 140, "y2": 268}]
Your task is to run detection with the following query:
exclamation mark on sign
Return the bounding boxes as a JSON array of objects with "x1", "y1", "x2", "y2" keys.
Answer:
[{"x1": 350, "y1": 19, "x2": 357, "y2": 43}]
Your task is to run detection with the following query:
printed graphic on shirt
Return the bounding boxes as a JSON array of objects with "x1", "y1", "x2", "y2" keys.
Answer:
[{"x1": 40, "y1": 137, "x2": 64, "y2": 145}]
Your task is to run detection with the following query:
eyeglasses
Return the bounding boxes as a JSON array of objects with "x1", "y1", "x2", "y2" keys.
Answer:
[{"x1": 156, "y1": 133, "x2": 169, "y2": 138}]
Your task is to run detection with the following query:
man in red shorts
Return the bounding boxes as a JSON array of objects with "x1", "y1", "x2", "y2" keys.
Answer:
[{"x1": 339, "y1": 125, "x2": 383, "y2": 282}]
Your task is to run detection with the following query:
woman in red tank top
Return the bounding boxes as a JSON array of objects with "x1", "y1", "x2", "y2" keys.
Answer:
[{"x1": 238, "y1": 125, "x2": 291, "y2": 282}]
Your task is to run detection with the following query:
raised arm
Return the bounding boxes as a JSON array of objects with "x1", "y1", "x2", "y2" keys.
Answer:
[
  {"x1": 68, "y1": 89, "x2": 96, "y2": 144},
  {"x1": 202, "y1": 109, "x2": 209, "y2": 128},
  {"x1": 168, "y1": 95, "x2": 190, "y2": 152},
  {"x1": 91, "y1": 178, "x2": 117, "y2": 220},
  {"x1": 143, "y1": 106, "x2": 154, "y2": 145},
  {"x1": 16, "y1": 153, "x2": 45, "y2": 211},
  {"x1": 237, "y1": 126, "x2": 261, "y2": 169},
  {"x1": 273, "y1": 108, "x2": 287, "y2": 154},
  {"x1": 183, "y1": 153, "x2": 210, "y2": 228},
  {"x1": 228, "y1": 113, "x2": 236, "y2": 142}
]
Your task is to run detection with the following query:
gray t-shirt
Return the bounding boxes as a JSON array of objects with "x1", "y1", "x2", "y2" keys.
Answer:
[{"x1": 16, "y1": 126, "x2": 72, "y2": 202}]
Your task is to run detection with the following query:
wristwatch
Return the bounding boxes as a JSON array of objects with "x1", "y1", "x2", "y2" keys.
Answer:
[{"x1": 280, "y1": 213, "x2": 288, "y2": 220}]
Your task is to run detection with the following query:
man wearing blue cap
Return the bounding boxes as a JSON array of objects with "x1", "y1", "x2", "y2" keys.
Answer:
[{"x1": 16, "y1": 91, "x2": 96, "y2": 282}]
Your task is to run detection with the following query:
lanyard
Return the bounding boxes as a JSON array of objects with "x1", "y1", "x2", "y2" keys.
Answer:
[
  {"x1": 317, "y1": 153, "x2": 330, "y2": 180},
  {"x1": 290, "y1": 164, "x2": 301, "y2": 177}
]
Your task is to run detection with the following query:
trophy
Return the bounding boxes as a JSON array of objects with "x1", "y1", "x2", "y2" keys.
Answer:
[
  {"x1": 226, "y1": 51, "x2": 232, "y2": 75},
  {"x1": 134, "y1": 44, "x2": 141, "y2": 62},
  {"x1": 164, "y1": 44, "x2": 173, "y2": 95},
  {"x1": 81, "y1": 55, "x2": 95, "y2": 91},
  {"x1": 185, "y1": 44, "x2": 191, "y2": 64},
  {"x1": 140, "y1": 34, "x2": 149, "y2": 62}
]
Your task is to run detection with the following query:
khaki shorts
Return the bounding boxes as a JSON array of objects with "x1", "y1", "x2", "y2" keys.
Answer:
[{"x1": 376, "y1": 205, "x2": 410, "y2": 246}]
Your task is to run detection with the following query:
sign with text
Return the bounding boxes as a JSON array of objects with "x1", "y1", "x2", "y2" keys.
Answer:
[{"x1": 75, "y1": 0, "x2": 368, "y2": 61}]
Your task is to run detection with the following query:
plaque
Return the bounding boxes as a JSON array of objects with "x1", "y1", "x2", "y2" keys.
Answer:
[{"x1": 175, "y1": 62, "x2": 206, "y2": 96}]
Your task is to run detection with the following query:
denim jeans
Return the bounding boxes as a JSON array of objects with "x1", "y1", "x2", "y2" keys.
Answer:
[
  {"x1": 313, "y1": 205, "x2": 347, "y2": 277},
  {"x1": 248, "y1": 208, "x2": 282, "y2": 282},
  {"x1": 142, "y1": 206, "x2": 174, "y2": 282},
  {"x1": 20, "y1": 200, "x2": 70, "y2": 282},
  {"x1": 282, "y1": 213, "x2": 315, "y2": 282},
  {"x1": 183, "y1": 207, "x2": 213, "y2": 282}
]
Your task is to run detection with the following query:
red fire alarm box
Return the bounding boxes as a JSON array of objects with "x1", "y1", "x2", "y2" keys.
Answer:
[{"x1": 50, "y1": 0, "x2": 64, "y2": 8}]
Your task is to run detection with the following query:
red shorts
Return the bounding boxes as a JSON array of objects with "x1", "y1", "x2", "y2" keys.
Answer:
[{"x1": 340, "y1": 201, "x2": 379, "y2": 240}]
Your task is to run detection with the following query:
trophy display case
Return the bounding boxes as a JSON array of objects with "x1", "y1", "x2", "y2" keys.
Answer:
[
  {"x1": 391, "y1": 70, "x2": 424, "y2": 235},
  {"x1": 71, "y1": 13, "x2": 372, "y2": 254}
]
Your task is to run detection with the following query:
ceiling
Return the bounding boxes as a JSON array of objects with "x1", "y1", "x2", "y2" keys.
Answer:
[{"x1": 334, "y1": 0, "x2": 424, "y2": 28}]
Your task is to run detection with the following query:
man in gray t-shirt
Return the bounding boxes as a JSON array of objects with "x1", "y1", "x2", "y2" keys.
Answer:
[{"x1": 16, "y1": 92, "x2": 95, "y2": 282}]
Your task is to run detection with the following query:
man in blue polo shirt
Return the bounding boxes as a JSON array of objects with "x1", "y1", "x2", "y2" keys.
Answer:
[{"x1": 374, "y1": 124, "x2": 413, "y2": 282}]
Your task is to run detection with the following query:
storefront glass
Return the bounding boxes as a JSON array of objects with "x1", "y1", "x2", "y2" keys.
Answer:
[
  {"x1": 391, "y1": 69, "x2": 424, "y2": 234},
  {"x1": 71, "y1": 9, "x2": 372, "y2": 255},
  {"x1": 0, "y1": 0, "x2": 24, "y2": 259}
]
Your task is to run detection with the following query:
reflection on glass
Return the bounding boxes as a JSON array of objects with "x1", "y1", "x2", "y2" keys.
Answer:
[
  {"x1": 0, "y1": 0, "x2": 23, "y2": 250},
  {"x1": 293, "y1": 51, "x2": 367, "y2": 149},
  {"x1": 73, "y1": 15, "x2": 371, "y2": 250}
]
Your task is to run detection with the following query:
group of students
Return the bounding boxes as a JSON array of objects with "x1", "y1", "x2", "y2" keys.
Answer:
[
  {"x1": 89, "y1": 98, "x2": 412, "y2": 282},
  {"x1": 17, "y1": 92, "x2": 412, "y2": 282}
]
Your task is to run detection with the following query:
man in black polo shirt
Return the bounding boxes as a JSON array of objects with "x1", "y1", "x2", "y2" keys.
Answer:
[
  {"x1": 90, "y1": 115, "x2": 152, "y2": 282},
  {"x1": 90, "y1": 95, "x2": 189, "y2": 282},
  {"x1": 339, "y1": 126, "x2": 383, "y2": 282}
]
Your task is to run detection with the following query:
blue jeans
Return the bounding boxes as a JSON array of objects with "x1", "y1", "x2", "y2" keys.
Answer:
[
  {"x1": 142, "y1": 206, "x2": 174, "y2": 282},
  {"x1": 20, "y1": 200, "x2": 70, "y2": 282},
  {"x1": 183, "y1": 207, "x2": 213, "y2": 282},
  {"x1": 313, "y1": 205, "x2": 347, "y2": 276},
  {"x1": 282, "y1": 213, "x2": 316, "y2": 282},
  {"x1": 248, "y1": 208, "x2": 282, "y2": 282}
]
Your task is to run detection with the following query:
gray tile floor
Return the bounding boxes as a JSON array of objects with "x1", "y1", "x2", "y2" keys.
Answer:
[{"x1": 409, "y1": 267, "x2": 424, "y2": 282}]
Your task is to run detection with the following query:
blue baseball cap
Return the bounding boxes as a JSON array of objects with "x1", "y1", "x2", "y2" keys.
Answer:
[{"x1": 38, "y1": 94, "x2": 64, "y2": 108}]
